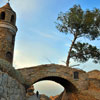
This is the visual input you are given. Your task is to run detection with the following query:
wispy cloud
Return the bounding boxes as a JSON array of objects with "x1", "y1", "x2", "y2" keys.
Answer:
[
  {"x1": 65, "y1": 43, "x2": 70, "y2": 47},
  {"x1": 9, "y1": 0, "x2": 52, "y2": 17},
  {"x1": 13, "y1": 41, "x2": 60, "y2": 68},
  {"x1": 11, "y1": 0, "x2": 37, "y2": 14},
  {"x1": 29, "y1": 28, "x2": 65, "y2": 41},
  {"x1": 13, "y1": 49, "x2": 39, "y2": 68},
  {"x1": 0, "y1": 0, "x2": 37, "y2": 17},
  {"x1": 0, "y1": 0, "x2": 6, "y2": 6}
]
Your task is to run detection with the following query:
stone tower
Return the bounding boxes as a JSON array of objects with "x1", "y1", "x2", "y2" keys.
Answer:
[{"x1": 0, "y1": 3, "x2": 17, "y2": 64}]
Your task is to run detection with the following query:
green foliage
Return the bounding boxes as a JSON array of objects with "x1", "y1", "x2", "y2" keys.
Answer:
[
  {"x1": 56, "y1": 5, "x2": 100, "y2": 40},
  {"x1": 70, "y1": 42, "x2": 100, "y2": 63},
  {"x1": 56, "y1": 5, "x2": 100, "y2": 66}
]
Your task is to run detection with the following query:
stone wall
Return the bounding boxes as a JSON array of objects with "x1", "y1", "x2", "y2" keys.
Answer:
[
  {"x1": 0, "y1": 70, "x2": 26, "y2": 100},
  {"x1": 55, "y1": 70, "x2": 100, "y2": 100},
  {"x1": 88, "y1": 70, "x2": 100, "y2": 80}
]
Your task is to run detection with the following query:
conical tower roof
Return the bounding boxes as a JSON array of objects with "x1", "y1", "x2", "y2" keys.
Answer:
[
  {"x1": 0, "y1": 2, "x2": 17, "y2": 31},
  {"x1": 0, "y1": 3, "x2": 14, "y2": 12}
]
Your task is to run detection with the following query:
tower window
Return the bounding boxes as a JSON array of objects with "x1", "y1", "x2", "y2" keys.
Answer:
[
  {"x1": 12, "y1": 35, "x2": 15, "y2": 45},
  {"x1": 11, "y1": 15, "x2": 15, "y2": 24},
  {"x1": 73, "y1": 71, "x2": 79, "y2": 79},
  {"x1": 6, "y1": 52, "x2": 12, "y2": 60},
  {"x1": 0, "y1": 12, "x2": 5, "y2": 20}
]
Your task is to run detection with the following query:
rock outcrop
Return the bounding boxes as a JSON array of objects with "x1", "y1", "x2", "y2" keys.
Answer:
[
  {"x1": 0, "y1": 70, "x2": 26, "y2": 100},
  {"x1": 0, "y1": 57, "x2": 100, "y2": 100}
]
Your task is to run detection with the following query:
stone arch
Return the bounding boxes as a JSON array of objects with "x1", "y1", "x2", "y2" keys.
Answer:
[
  {"x1": 33, "y1": 76, "x2": 78, "y2": 93},
  {"x1": 19, "y1": 64, "x2": 86, "y2": 92}
]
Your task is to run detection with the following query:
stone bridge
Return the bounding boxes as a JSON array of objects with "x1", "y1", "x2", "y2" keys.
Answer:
[{"x1": 18, "y1": 64, "x2": 88, "y2": 92}]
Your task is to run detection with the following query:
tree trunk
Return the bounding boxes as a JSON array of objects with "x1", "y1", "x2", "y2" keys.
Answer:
[{"x1": 66, "y1": 34, "x2": 77, "y2": 67}]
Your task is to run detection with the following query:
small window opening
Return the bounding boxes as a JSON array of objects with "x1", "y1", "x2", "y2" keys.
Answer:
[
  {"x1": 0, "y1": 12, "x2": 5, "y2": 20},
  {"x1": 6, "y1": 52, "x2": 12, "y2": 60},
  {"x1": 12, "y1": 35, "x2": 15, "y2": 45},
  {"x1": 74, "y1": 71, "x2": 79, "y2": 79},
  {"x1": 11, "y1": 15, "x2": 15, "y2": 24}
]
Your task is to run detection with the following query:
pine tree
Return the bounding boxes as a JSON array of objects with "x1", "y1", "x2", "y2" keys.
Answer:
[{"x1": 56, "y1": 5, "x2": 100, "y2": 67}]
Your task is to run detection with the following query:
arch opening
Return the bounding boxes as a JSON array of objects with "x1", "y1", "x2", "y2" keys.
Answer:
[
  {"x1": 0, "y1": 12, "x2": 5, "y2": 20},
  {"x1": 6, "y1": 51, "x2": 12, "y2": 60},
  {"x1": 12, "y1": 35, "x2": 15, "y2": 45},
  {"x1": 34, "y1": 76, "x2": 78, "y2": 93},
  {"x1": 11, "y1": 15, "x2": 15, "y2": 24},
  {"x1": 34, "y1": 80, "x2": 64, "y2": 97}
]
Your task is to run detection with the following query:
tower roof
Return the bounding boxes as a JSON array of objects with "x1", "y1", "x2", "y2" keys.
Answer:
[{"x1": 0, "y1": 3, "x2": 14, "y2": 11}]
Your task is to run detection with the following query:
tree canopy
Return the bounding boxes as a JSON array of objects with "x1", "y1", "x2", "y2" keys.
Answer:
[{"x1": 56, "y1": 5, "x2": 100, "y2": 67}]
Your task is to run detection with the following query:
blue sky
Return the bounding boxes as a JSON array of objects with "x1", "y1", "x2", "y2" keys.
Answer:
[{"x1": 0, "y1": 0, "x2": 100, "y2": 96}]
